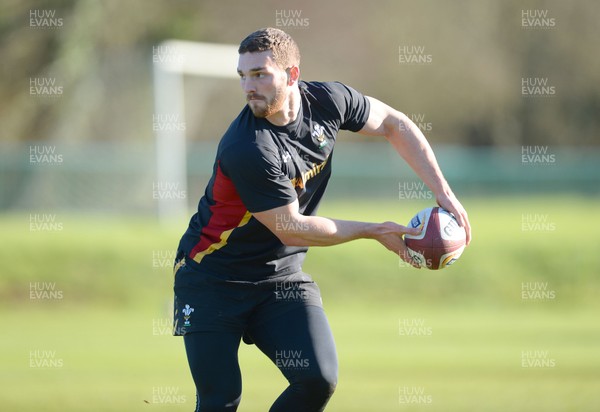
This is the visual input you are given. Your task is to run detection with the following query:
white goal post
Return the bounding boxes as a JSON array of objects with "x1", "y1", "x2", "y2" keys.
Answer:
[{"x1": 152, "y1": 40, "x2": 239, "y2": 222}]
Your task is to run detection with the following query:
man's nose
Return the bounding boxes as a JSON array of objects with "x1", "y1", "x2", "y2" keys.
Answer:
[{"x1": 241, "y1": 78, "x2": 256, "y2": 94}]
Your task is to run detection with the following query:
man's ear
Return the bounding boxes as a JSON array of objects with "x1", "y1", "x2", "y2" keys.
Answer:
[{"x1": 287, "y1": 66, "x2": 300, "y2": 85}]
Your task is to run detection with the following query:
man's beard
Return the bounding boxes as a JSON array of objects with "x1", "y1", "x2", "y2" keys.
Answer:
[{"x1": 247, "y1": 88, "x2": 286, "y2": 118}]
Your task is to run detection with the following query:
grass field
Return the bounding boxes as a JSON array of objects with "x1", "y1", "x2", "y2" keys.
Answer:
[{"x1": 1, "y1": 196, "x2": 599, "y2": 411}]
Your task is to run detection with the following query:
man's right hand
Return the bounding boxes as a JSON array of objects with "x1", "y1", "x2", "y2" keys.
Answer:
[{"x1": 372, "y1": 221, "x2": 422, "y2": 268}]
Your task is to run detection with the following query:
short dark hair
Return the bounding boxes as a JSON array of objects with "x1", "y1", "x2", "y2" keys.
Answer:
[{"x1": 238, "y1": 28, "x2": 300, "y2": 69}]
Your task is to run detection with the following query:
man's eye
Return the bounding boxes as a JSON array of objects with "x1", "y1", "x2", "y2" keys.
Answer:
[{"x1": 239, "y1": 73, "x2": 265, "y2": 79}]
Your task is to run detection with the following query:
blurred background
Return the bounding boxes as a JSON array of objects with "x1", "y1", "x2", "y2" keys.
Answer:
[
  {"x1": 1, "y1": 0, "x2": 599, "y2": 411},
  {"x1": 2, "y1": 0, "x2": 599, "y2": 211}
]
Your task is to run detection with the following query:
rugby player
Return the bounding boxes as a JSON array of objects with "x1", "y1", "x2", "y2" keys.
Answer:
[{"x1": 173, "y1": 27, "x2": 471, "y2": 412}]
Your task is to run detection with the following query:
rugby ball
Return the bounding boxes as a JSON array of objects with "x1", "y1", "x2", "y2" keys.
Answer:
[{"x1": 404, "y1": 207, "x2": 466, "y2": 269}]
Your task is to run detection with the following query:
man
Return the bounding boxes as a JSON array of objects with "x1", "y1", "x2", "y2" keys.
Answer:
[{"x1": 173, "y1": 27, "x2": 471, "y2": 412}]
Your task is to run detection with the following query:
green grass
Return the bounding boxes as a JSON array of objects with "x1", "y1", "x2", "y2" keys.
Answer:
[
  {"x1": 2, "y1": 304, "x2": 599, "y2": 411},
  {"x1": 1, "y1": 195, "x2": 600, "y2": 410}
]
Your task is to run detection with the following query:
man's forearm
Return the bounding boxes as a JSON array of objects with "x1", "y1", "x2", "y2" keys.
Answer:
[
  {"x1": 357, "y1": 96, "x2": 471, "y2": 243},
  {"x1": 384, "y1": 111, "x2": 471, "y2": 242},
  {"x1": 385, "y1": 112, "x2": 452, "y2": 198},
  {"x1": 275, "y1": 215, "x2": 379, "y2": 247},
  {"x1": 271, "y1": 212, "x2": 420, "y2": 263}
]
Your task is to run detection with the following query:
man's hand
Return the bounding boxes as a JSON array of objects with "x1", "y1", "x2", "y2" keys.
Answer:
[
  {"x1": 435, "y1": 190, "x2": 471, "y2": 245},
  {"x1": 372, "y1": 221, "x2": 423, "y2": 268}
]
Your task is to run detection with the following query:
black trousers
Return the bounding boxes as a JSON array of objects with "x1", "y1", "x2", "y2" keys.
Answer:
[{"x1": 183, "y1": 305, "x2": 338, "y2": 412}]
